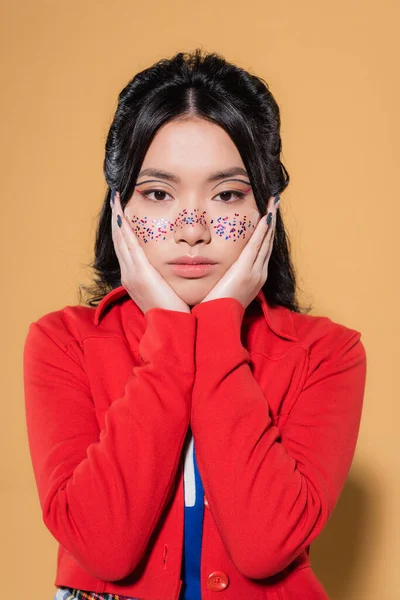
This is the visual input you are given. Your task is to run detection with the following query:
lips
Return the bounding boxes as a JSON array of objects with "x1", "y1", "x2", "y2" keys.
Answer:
[
  {"x1": 168, "y1": 262, "x2": 218, "y2": 278},
  {"x1": 169, "y1": 256, "x2": 217, "y2": 265}
]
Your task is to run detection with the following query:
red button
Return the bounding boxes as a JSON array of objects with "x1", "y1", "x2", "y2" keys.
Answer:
[
  {"x1": 204, "y1": 494, "x2": 210, "y2": 509},
  {"x1": 207, "y1": 571, "x2": 229, "y2": 591}
]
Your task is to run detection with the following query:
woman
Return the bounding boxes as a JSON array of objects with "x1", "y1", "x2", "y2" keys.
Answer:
[{"x1": 23, "y1": 48, "x2": 367, "y2": 600}]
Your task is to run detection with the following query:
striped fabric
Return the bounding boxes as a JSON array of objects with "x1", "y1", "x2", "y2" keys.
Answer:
[
  {"x1": 53, "y1": 589, "x2": 137, "y2": 600},
  {"x1": 53, "y1": 430, "x2": 204, "y2": 600}
]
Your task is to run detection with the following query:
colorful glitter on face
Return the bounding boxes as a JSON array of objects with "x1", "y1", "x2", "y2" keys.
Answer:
[
  {"x1": 129, "y1": 208, "x2": 256, "y2": 243},
  {"x1": 210, "y1": 213, "x2": 254, "y2": 241},
  {"x1": 129, "y1": 215, "x2": 172, "y2": 242}
]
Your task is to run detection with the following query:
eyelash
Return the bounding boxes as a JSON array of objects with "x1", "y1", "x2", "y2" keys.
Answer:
[{"x1": 138, "y1": 189, "x2": 247, "y2": 203}]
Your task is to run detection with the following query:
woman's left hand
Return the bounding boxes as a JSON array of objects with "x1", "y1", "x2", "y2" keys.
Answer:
[{"x1": 200, "y1": 194, "x2": 280, "y2": 309}]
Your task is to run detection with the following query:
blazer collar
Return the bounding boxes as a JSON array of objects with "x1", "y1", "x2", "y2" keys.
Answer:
[{"x1": 94, "y1": 285, "x2": 298, "y2": 342}]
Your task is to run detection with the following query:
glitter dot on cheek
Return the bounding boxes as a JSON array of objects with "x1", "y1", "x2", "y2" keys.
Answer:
[
  {"x1": 212, "y1": 213, "x2": 255, "y2": 241},
  {"x1": 129, "y1": 215, "x2": 173, "y2": 242}
]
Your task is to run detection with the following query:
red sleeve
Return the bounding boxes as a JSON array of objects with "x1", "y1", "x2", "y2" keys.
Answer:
[
  {"x1": 190, "y1": 298, "x2": 367, "y2": 579},
  {"x1": 23, "y1": 308, "x2": 196, "y2": 582}
]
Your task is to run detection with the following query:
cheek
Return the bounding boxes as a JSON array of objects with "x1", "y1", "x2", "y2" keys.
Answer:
[
  {"x1": 126, "y1": 209, "x2": 258, "y2": 242},
  {"x1": 211, "y1": 213, "x2": 256, "y2": 242},
  {"x1": 128, "y1": 215, "x2": 173, "y2": 243}
]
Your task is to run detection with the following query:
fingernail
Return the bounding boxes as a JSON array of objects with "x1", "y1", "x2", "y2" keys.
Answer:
[
  {"x1": 117, "y1": 214, "x2": 122, "y2": 228},
  {"x1": 274, "y1": 194, "x2": 280, "y2": 206},
  {"x1": 111, "y1": 189, "x2": 116, "y2": 205},
  {"x1": 266, "y1": 212, "x2": 272, "y2": 225}
]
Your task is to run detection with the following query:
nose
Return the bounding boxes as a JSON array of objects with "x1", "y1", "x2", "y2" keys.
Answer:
[{"x1": 173, "y1": 206, "x2": 212, "y2": 245}]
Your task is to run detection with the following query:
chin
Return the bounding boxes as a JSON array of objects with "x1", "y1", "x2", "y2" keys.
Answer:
[{"x1": 169, "y1": 277, "x2": 213, "y2": 307}]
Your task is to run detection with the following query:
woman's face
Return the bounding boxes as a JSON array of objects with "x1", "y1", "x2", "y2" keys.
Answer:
[{"x1": 123, "y1": 116, "x2": 262, "y2": 307}]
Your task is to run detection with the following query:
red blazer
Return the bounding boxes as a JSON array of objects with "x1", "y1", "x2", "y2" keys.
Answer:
[{"x1": 23, "y1": 286, "x2": 367, "y2": 600}]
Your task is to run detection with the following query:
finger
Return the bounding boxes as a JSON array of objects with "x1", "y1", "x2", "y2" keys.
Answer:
[
  {"x1": 261, "y1": 231, "x2": 275, "y2": 282},
  {"x1": 113, "y1": 191, "x2": 143, "y2": 268},
  {"x1": 110, "y1": 190, "x2": 130, "y2": 274},
  {"x1": 241, "y1": 196, "x2": 275, "y2": 267},
  {"x1": 253, "y1": 198, "x2": 278, "y2": 270},
  {"x1": 264, "y1": 215, "x2": 276, "y2": 267},
  {"x1": 118, "y1": 195, "x2": 155, "y2": 273}
]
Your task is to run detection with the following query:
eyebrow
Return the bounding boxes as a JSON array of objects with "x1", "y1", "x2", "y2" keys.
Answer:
[{"x1": 136, "y1": 167, "x2": 250, "y2": 185}]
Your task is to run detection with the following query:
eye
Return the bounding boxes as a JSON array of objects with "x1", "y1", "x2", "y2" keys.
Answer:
[
  {"x1": 214, "y1": 190, "x2": 247, "y2": 203},
  {"x1": 138, "y1": 189, "x2": 173, "y2": 202}
]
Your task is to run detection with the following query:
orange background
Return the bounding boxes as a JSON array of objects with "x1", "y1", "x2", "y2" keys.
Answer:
[{"x1": 1, "y1": 1, "x2": 398, "y2": 598}]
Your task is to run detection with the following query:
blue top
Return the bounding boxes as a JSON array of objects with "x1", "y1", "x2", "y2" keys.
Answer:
[{"x1": 179, "y1": 429, "x2": 205, "y2": 600}]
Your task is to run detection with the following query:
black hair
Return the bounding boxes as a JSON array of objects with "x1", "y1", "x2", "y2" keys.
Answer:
[{"x1": 79, "y1": 47, "x2": 312, "y2": 314}]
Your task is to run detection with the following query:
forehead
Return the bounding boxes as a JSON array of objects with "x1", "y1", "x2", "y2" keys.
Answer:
[{"x1": 139, "y1": 118, "x2": 246, "y2": 183}]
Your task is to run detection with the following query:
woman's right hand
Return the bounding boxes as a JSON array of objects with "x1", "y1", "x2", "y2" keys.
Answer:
[{"x1": 110, "y1": 190, "x2": 191, "y2": 314}]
